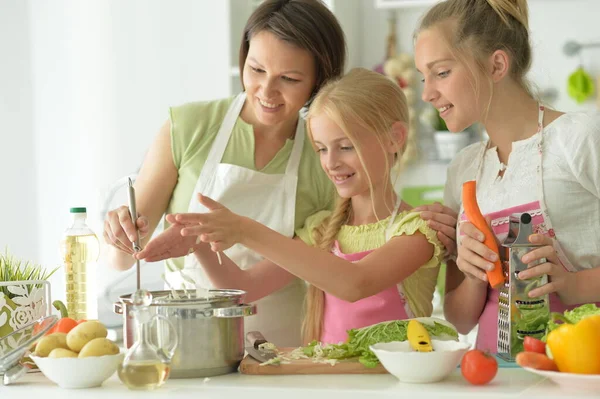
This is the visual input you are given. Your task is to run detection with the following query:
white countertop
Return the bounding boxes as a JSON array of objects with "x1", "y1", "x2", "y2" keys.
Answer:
[{"x1": 1, "y1": 368, "x2": 596, "y2": 399}]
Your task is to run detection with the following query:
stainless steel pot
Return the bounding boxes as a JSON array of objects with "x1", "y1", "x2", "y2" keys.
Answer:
[{"x1": 114, "y1": 289, "x2": 256, "y2": 378}]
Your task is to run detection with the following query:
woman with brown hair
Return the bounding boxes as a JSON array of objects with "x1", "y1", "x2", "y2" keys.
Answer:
[{"x1": 103, "y1": 0, "x2": 346, "y2": 347}]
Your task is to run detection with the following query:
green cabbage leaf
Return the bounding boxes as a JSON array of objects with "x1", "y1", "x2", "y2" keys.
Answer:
[{"x1": 301, "y1": 318, "x2": 458, "y2": 368}]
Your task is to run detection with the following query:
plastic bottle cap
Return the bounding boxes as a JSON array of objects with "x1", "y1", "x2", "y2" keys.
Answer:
[{"x1": 69, "y1": 207, "x2": 87, "y2": 213}]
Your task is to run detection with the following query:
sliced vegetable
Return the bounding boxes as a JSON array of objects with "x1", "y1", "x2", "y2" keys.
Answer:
[
  {"x1": 546, "y1": 314, "x2": 600, "y2": 374},
  {"x1": 515, "y1": 351, "x2": 558, "y2": 371}
]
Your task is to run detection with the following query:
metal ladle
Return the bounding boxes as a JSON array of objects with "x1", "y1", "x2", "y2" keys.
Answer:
[{"x1": 127, "y1": 178, "x2": 141, "y2": 290}]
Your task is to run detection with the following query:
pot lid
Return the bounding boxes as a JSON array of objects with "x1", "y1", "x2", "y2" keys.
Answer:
[{"x1": 120, "y1": 289, "x2": 247, "y2": 306}]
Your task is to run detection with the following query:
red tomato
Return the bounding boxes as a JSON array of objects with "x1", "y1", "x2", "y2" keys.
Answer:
[
  {"x1": 461, "y1": 349, "x2": 498, "y2": 385},
  {"x1": 523, "y1": 336, "x2": 546, "y2": 354}
]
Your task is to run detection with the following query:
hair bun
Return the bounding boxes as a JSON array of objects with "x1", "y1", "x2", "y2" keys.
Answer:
[{"x1": 486, "y1": 0, "x2": 529, "y2": 29}]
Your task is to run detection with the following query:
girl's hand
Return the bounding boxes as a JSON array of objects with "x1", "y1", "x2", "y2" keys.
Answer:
[
  {"x1": 414, "y1": 203, "x2": 458, "y2": 256},
  {"x1": 516, "y1": 234, "x2": 576, "y2": 299},
  {"x1": 172, "y1": 194, "x2": 245, "y2": 253},
  {"x1": 456, "y1": 221, "x2": 499, "y2": 283},
  {"x1": 104, "y1": 205, "x2": 149, "y2": 255},
  {"x1": 134, "y1": 223, "x2": 203, "y2": 262}
]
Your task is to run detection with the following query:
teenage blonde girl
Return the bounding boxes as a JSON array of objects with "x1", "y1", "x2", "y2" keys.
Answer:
[
  {"x1": 413, "y1": 0, "x2": 600, "y2": 352},
  {"x1": 151, "y1": 68, "x2": 444, "y2": 344}
]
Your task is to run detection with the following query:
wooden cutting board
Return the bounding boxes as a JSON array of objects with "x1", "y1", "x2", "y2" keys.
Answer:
[{"x1": 239, "y1": 347, "x2": 388, "y2": 375}]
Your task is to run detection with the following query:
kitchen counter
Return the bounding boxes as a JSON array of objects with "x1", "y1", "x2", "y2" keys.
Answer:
[{"x1": 1, "y1": 369, "x2": 596, "y2": 399}]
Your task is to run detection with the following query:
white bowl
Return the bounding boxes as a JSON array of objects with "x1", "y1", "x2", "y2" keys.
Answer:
[
  {"x1": 522, "y1": 367, "x2": 600, "y2": 393},
  {"x1": 370, "y1": 340, "x2": 470, "y2": 383},
  {"x1": 31, "y1": 352, "x2": 124, "y2": 389}
]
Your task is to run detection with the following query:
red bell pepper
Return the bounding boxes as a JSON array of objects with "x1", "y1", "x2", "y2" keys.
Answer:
[{"x1": 45, "y1": 300, "x2": 83, "y2": 335}]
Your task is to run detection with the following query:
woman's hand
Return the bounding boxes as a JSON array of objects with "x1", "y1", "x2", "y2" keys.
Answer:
[
  {"x1": 134, "y1": 223, "x2": 203, "y2": 262},
  {"x1": 171, "y1": 194, "x2": 246, "y2": 253},
  {"x1": 414, "y1": 203, "x2": 458, "y2": 256},
  {"x1": 103, "y1": 205, "x2": 149, "y2": 255},
  {"x1": 516, "y1": 234, "x2": 576, "y2": 300},
  {"x1": 456, "y1": 221, "x2": 499, "y2": 283}
]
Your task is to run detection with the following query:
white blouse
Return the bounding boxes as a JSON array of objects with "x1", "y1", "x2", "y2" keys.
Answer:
[{"x1": 444, "y1": 111, "x2": 600, "y2": 271}]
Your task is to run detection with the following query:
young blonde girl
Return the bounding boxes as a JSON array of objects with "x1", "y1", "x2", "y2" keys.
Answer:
[
  {"x1": 413, "y1": 0, "x2": 600, "y2": 352},
  {"x1": 147, "y1": 68, "x2": 444, "y2": 344}
]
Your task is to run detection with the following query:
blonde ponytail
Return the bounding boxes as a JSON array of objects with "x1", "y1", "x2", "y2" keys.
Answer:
[
  {"x1": 486, "y1": 0, "x2": 529, "y2": 29},
  {"x1": 302, "y1": 197, "x2": 352, "y2": 343}
]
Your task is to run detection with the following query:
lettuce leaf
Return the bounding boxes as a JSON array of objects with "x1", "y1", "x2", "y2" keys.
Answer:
[
  {"x1": 547, "y1": 304, "x2": 600, "y2": 332},
  {"x1": 300, "y1": 319, "x2": 459, "y2": 368}
]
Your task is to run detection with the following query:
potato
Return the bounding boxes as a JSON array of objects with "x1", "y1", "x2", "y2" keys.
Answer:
[
  {"x1": 66, "y1": 321, "x2": 108, "y2": 352},
  {"x1": 34, "y1": 333, "x2": 69, "y2": 357},
  {"x1": 48, "y1": 348, "x2": 78, "y2": 358},
  {"x1": 78, "y1": 337, "x2": 119, "y2": 358}
]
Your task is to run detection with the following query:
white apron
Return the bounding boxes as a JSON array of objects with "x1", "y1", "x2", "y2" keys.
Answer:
[{"x1": 165, "y1": 92, "x2": 306, "y2": 347}]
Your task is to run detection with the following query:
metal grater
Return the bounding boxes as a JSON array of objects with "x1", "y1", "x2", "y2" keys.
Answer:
[{"x1": 497, "y1": 212, "x2": 550, "y2": 362}]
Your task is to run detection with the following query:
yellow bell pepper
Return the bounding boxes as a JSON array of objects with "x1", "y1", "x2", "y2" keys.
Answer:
[{"x1": 546, "y1": 315, "x2": 600, "y2": 374}]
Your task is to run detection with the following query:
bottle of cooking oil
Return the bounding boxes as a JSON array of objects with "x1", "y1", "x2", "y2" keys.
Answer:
[
  {"x1": 118, "y1": 289, "x2": 178, "y2": 390},
  {"x1": 60, "y1": 207, "x2": 99, "y2": 320}
]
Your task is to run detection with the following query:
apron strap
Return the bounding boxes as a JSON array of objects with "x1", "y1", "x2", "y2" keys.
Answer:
[
  {"x1": 284, "y1": 117, "x2": 305, "y2": 177},
  {"x1": 533, "y1": 105, "x2": 577, "y2": 272},
  {"x1": 195, "y1": 92, "x2": 247, "y2": 193}
]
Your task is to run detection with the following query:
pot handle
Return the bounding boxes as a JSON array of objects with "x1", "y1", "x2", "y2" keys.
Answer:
[
  {"x1": 198, "y1": 304, "x2": 256, "y2": 318},
  {"x1": 113, "y1": 302, "x2": 123, "y2": 315}
]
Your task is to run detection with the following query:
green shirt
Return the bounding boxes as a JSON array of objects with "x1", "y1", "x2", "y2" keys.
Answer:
[
  {"x1": 166, "y1": 96, "x2": 335, "y2": 272},
  {"x1": 296, "y1": 210, "x2": 443, "y2": 318}
]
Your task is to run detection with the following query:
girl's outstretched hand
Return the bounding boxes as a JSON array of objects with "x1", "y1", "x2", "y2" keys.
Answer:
[
  {"x1": 134, "y1": 223, "x2": 202, "y2": 262},
  {"x1": 173, "y1": 194, "x2": 245, "y2": 253},
  {"x1": 515, "y1": 234, "x2": 575, "y2": 300}
]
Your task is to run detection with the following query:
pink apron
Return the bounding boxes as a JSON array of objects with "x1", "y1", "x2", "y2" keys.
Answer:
[
  {"x1": 459, "y1": 105, "x2": 596, "y2": 352},
  {"x1": 320, "y1": 200, "x2": 415, "y2": 344}
]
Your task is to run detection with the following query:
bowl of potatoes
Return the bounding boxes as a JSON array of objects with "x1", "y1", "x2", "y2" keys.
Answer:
[{"x1": 30, "y1": 320, "x2": 123, "y2": 389}]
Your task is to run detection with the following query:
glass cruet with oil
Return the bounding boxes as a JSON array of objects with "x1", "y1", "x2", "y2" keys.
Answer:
[{"x1": 118, "y1": 289, "x2": 178, "y2": 390}]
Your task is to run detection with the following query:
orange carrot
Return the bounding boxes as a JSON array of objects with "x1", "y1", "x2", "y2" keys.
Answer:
[
  {"x1": 462, "y1": 180, "x2": 505, "y2": 288},
  {"x1": 516, "y1": 352, "x2": 559, "y2": 372}
]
